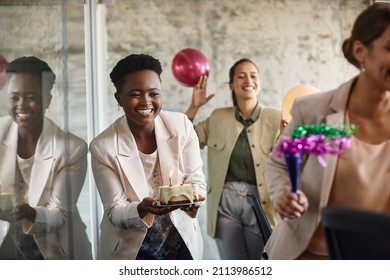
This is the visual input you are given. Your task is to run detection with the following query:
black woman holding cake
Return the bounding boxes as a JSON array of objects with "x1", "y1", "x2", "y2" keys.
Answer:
[
  {"x1": 185, "y1": 58, "x2": 282, "y2": 259},
  {"x1": 89, "y1": 54, "x2": 206, "y2": 260}
]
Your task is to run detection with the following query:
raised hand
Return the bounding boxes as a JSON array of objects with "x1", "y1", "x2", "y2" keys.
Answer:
[
  {"x1": 192, "y1": 76, "x2": 215, "y2": 108},
  {"x1": 186, "y1": 76, "x2": 215, "y2": 120}
]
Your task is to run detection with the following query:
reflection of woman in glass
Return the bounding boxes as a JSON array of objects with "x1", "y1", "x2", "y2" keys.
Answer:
[
  {"x1": 90, "y1": 54, "x2": 206, "y2": 260},
  {"x1": 0, "y1": 56, "x2": 91, "y2": 259}
]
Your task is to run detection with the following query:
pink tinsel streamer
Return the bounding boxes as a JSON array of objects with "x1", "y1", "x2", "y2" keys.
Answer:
[{"x1": 275, "y1": 135, "x2": 352, "y2": 167}]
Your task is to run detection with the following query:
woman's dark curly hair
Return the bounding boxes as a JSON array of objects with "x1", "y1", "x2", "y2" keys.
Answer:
[
  {"x1": 110, "y1": 53, "x2": 163, "y2": 92},
  {"x1": 6, "y1": 56, "x2": 56, "y2": 95}
]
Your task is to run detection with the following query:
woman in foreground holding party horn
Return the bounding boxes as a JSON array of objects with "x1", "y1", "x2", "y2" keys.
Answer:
[{"x1": 264, "y1": 2, "x2": 390, "y2": 260}]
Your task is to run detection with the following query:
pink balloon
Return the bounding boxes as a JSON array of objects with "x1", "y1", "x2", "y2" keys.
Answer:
[
  {"x1": 0, "y1": 72, "x2": 7, "y2": 90},
  {"x1": 0, "y1": 54, "x2": 8, "y2": 73},
  {"x1": 171, "y1": 48, "x2": 209, "y2": 87},
  {"x1": 0, "y1": 55, "x2": 8, "y2": 90}
]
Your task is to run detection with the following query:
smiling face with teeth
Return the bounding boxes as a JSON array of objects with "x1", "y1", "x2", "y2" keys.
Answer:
[
  {"x1": 7, "y1": 73, "x2": 51, "y2": 133},
  {"x1": 115, "y1": 70, "x2": 162, "y2": 132},
  {"x1": 229, "y1": 61, "x2": 261, "y2": 106}
]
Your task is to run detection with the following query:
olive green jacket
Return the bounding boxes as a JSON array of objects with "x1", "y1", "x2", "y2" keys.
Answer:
[{"x1": 194, "y1": 106, "x2": 282, "y2": 238}]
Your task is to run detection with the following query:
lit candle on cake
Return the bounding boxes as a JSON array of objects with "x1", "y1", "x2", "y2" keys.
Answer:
[{"x1": 169, "y1": 170, "x2": 173, "y2": 187}]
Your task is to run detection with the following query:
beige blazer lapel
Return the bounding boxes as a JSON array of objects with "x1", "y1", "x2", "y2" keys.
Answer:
[
  {"x1": 319, "y1": 80, "x2": 352, "y2": 208},
  {"x1": 28, "y1": 119, "x2": 54, "y2": 207},
  {"x1": 155, "y1": 114, "x2": 180, "y2": 185},
  {"x1": 319, "y1": 112, "x2": 345, "y2": 208},
  {"x1": 0, "y1": 119, "x2": 16, "y2": 246},
  {"x1": 0, "y1": 119, "x2": 17, "y2": 193},
  {"x1": 116, "y1": 117, "x2": 149, "y2": 200}
]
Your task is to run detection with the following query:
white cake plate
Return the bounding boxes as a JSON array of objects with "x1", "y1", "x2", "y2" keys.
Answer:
[{"x1": 155, "y1": 201, "x2": 202, "y2": 208}]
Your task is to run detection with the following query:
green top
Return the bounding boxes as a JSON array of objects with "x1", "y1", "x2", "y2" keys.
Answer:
[{"x1": 225, "y1": 102, "x2": 261, "y2": 186}]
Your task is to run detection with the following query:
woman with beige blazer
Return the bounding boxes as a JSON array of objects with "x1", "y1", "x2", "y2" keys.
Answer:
[
  {"x1": 264, "y1": 3, "x2": 390, "y2": 259},
  {"x1": 186, "y1": 58, "x2": 281, "y2": 259},
  {"x1": 90, "y1": 54, "x2": 206, "y2": 260},
  {"x1": 0, "y1": 56, "x2": 91, "y2": 259}
]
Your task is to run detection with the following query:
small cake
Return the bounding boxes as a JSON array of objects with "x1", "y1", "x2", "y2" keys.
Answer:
[
  {"x1": 158, "y1": 183, "x2": 199, "y2": 205},
  {"x1": 0, "y1": 192, "x2": 14, "y2": 212}
]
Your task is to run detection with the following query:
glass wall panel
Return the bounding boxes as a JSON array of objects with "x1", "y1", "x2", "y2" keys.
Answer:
[{"x1": 0, "y1": 0, "x2": 92, "y2": 259}]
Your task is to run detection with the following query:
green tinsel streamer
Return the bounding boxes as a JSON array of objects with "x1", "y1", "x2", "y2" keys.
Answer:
[{"x1": 292, "y1": 124, "x2": 356, "y2": 139}]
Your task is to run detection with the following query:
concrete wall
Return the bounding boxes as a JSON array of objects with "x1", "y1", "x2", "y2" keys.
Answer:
[{"x1": 104, "y1": 0, "x2": 367, "y2": 124}]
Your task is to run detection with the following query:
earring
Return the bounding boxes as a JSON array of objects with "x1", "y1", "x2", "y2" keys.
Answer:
[
  {"x1": 360, "y1": 62, "x2": 366, "y2": 73},
  {"x1": 117, "y1": 104, "x2": 121, "y2": 111}
]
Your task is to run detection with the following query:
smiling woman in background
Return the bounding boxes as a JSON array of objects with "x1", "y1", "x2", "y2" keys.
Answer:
[
  {"x1": 0, "y1": 56, "x2": 91, "y2": 259},
  {"x1": 186, "y1": 58, "x2": 282, "y2": 259}
]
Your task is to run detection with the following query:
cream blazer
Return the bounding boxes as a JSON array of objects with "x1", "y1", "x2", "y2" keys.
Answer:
[
  {"x1": 194, "y1": 106, "x2": 282, "y2": 238},
  {"x1": 264, "y1": 77, "x2": 356, "y2": 259},
  {"x1": 90, "y1": 111, "x2": 206, "y2": 260},
  {"x1": 0, "y1": 116, "x2": 91, "y2": 259}
]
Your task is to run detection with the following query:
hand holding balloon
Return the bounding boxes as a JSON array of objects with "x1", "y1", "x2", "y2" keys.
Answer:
[
  {"x1": 191, "y1": 75, "x2": 215, "y2": 108},
  {"x1": 185, "y1": 75, "x2": 215, "y2": 120}
]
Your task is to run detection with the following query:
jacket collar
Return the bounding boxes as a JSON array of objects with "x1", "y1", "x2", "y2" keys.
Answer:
[
  {"x1": 320, "y1": 77, "x2": 356, "y2": 208},
  {"x1": 155, "y1": 112, "x2": 180, "y2": 185},
  {"x1": 0, "y1": 118, "x2": 17, "y2": 193},
  {"x1": 0, "y1": 117, "x2": 55, "y2": 206},
  {"x1": 115, "y1": 113, "x2": 180, "y2": 200},
  {"x1": 326, "y1": 76, "x2": 357, "y2": 124},
  {"x1": 28, "y1": 118, "x2": 55, "y2": 206}
]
